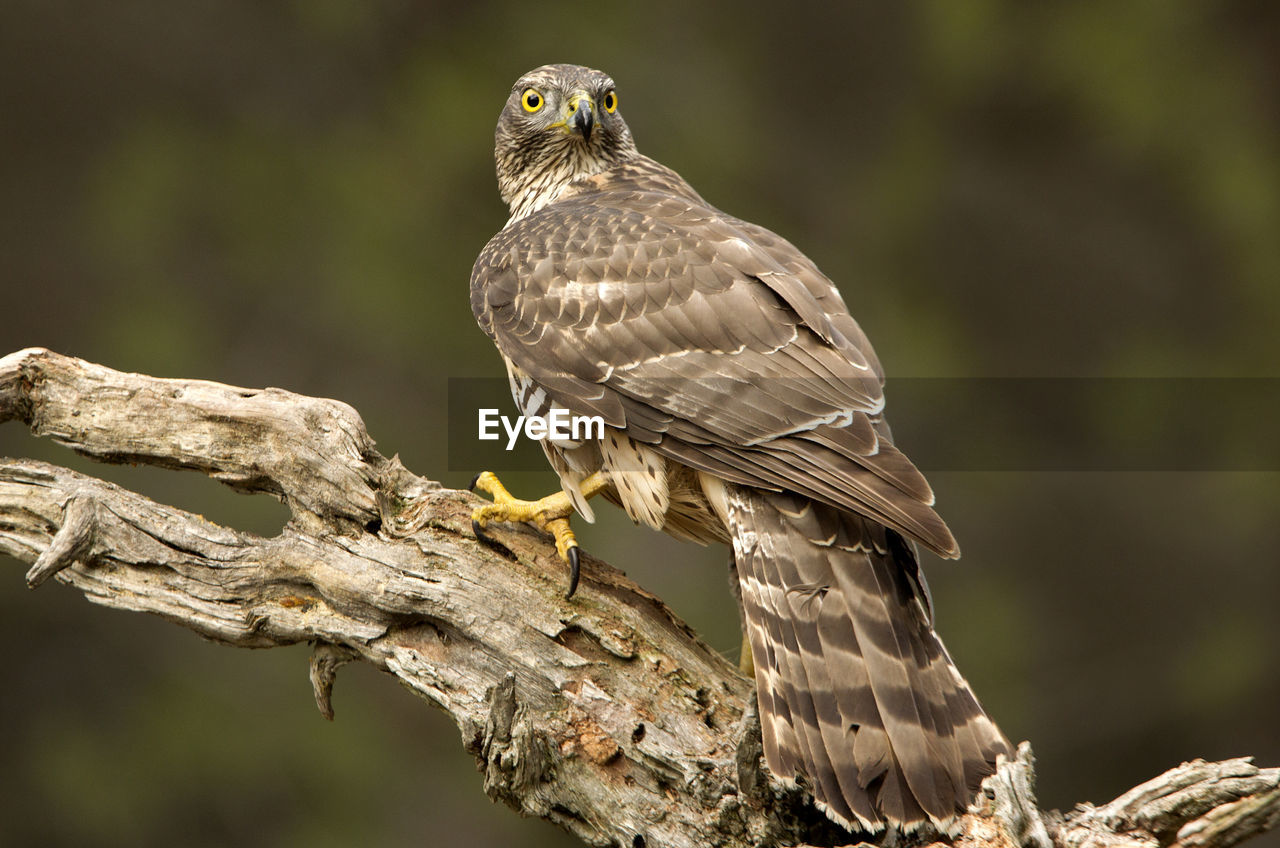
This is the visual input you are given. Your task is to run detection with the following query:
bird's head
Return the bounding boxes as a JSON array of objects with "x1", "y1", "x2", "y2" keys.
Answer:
[{"x1": 494, "y1": 64, "x2": 637, "y2": 218}]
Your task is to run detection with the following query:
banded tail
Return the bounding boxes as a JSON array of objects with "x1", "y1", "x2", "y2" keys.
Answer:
[{"x1": 728, "y1": 486, "x2": 1011, "y2": 831}]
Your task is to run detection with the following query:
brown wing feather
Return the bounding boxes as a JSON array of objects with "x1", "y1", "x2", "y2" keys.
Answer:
[{"x1": 472, "y1": 154, "x2": 956, "y2": 557}]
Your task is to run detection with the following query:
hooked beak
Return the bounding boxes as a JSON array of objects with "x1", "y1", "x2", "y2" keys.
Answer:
[{"x1": 566, "y1": 93, "x2": 595, "y2": 142}]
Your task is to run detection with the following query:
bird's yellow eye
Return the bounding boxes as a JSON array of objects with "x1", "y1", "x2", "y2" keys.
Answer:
[
  {"x1": 521, "y1": 89, "x2": 543, "y2": 113},
  {"x1": 602, "y1": 90, "x2": 617, "y2": 113}
]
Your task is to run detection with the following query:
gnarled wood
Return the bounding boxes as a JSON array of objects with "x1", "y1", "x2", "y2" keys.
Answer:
[{"x1": 2, "y1": 348, "x2": 1277, "y2": 848}]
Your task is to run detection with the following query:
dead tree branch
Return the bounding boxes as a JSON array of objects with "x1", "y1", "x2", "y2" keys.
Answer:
[{"x1": 2, "y1": 348, "x2": 1276, "y2": 848}]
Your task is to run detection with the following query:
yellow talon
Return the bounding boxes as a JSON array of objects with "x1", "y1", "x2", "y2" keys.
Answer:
[
  {"x1": 469, "y1": 471, "x2": 517, "y2": 507},
  {"x1": 544, "y1": 517, "x2": 578, "y2": 560},
  {"x1": 470, "y1": 471, "x2": 578, "y2": 536},
  {"x1": 469, "y1": 470, "x2": 608, "y2": 598}
]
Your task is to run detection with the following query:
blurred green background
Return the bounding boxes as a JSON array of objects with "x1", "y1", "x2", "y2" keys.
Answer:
[{"x1": 3, "y1": 2, "x2": 1278, "y2": 846}]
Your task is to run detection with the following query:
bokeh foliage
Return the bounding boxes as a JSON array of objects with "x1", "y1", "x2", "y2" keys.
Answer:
[{"x1": 2, "y1": 2, "x2": 1277, "y2": 846}]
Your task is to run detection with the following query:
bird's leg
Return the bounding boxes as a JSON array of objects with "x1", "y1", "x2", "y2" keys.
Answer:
[
  {"x1": 469, "y1": 470, "x2": 609, "y2": 598},
  {"x1": 739, "y1": 632, "x2": 755, "y2": 677},
  {"x1": 726, "y1": 556, "x2": 756, "y2": 676}
]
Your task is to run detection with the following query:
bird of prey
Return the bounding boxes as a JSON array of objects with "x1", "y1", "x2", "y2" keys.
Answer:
[{"x1": 469, "y1": 63, "x2": 1010, "y2": 833}]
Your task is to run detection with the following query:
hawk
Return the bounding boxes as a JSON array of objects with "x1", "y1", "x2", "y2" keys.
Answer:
[{"x1": 469, "y1": 63, "x2": 1010, "y2": 833}]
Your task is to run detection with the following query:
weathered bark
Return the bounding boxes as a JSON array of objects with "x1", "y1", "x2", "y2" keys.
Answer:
[{"x1": 2, "y1": 347, "x2": 1277, "y2": 848}]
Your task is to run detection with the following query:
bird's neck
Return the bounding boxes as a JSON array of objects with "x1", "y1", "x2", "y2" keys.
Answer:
[{"x1": 501, "y1": 147, "x2": 630, "y2": 223}]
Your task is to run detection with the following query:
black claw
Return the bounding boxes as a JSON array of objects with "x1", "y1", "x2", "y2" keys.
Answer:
[
  {"x1": 565, "y1": 546, "x2": 581, "y2": 599},
  {"x1": 468, "y1": 472, "x2": 483, "y2": 492},
  {"x1": 472, "y1": 518, "x2": 517, "y2": 562}
]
